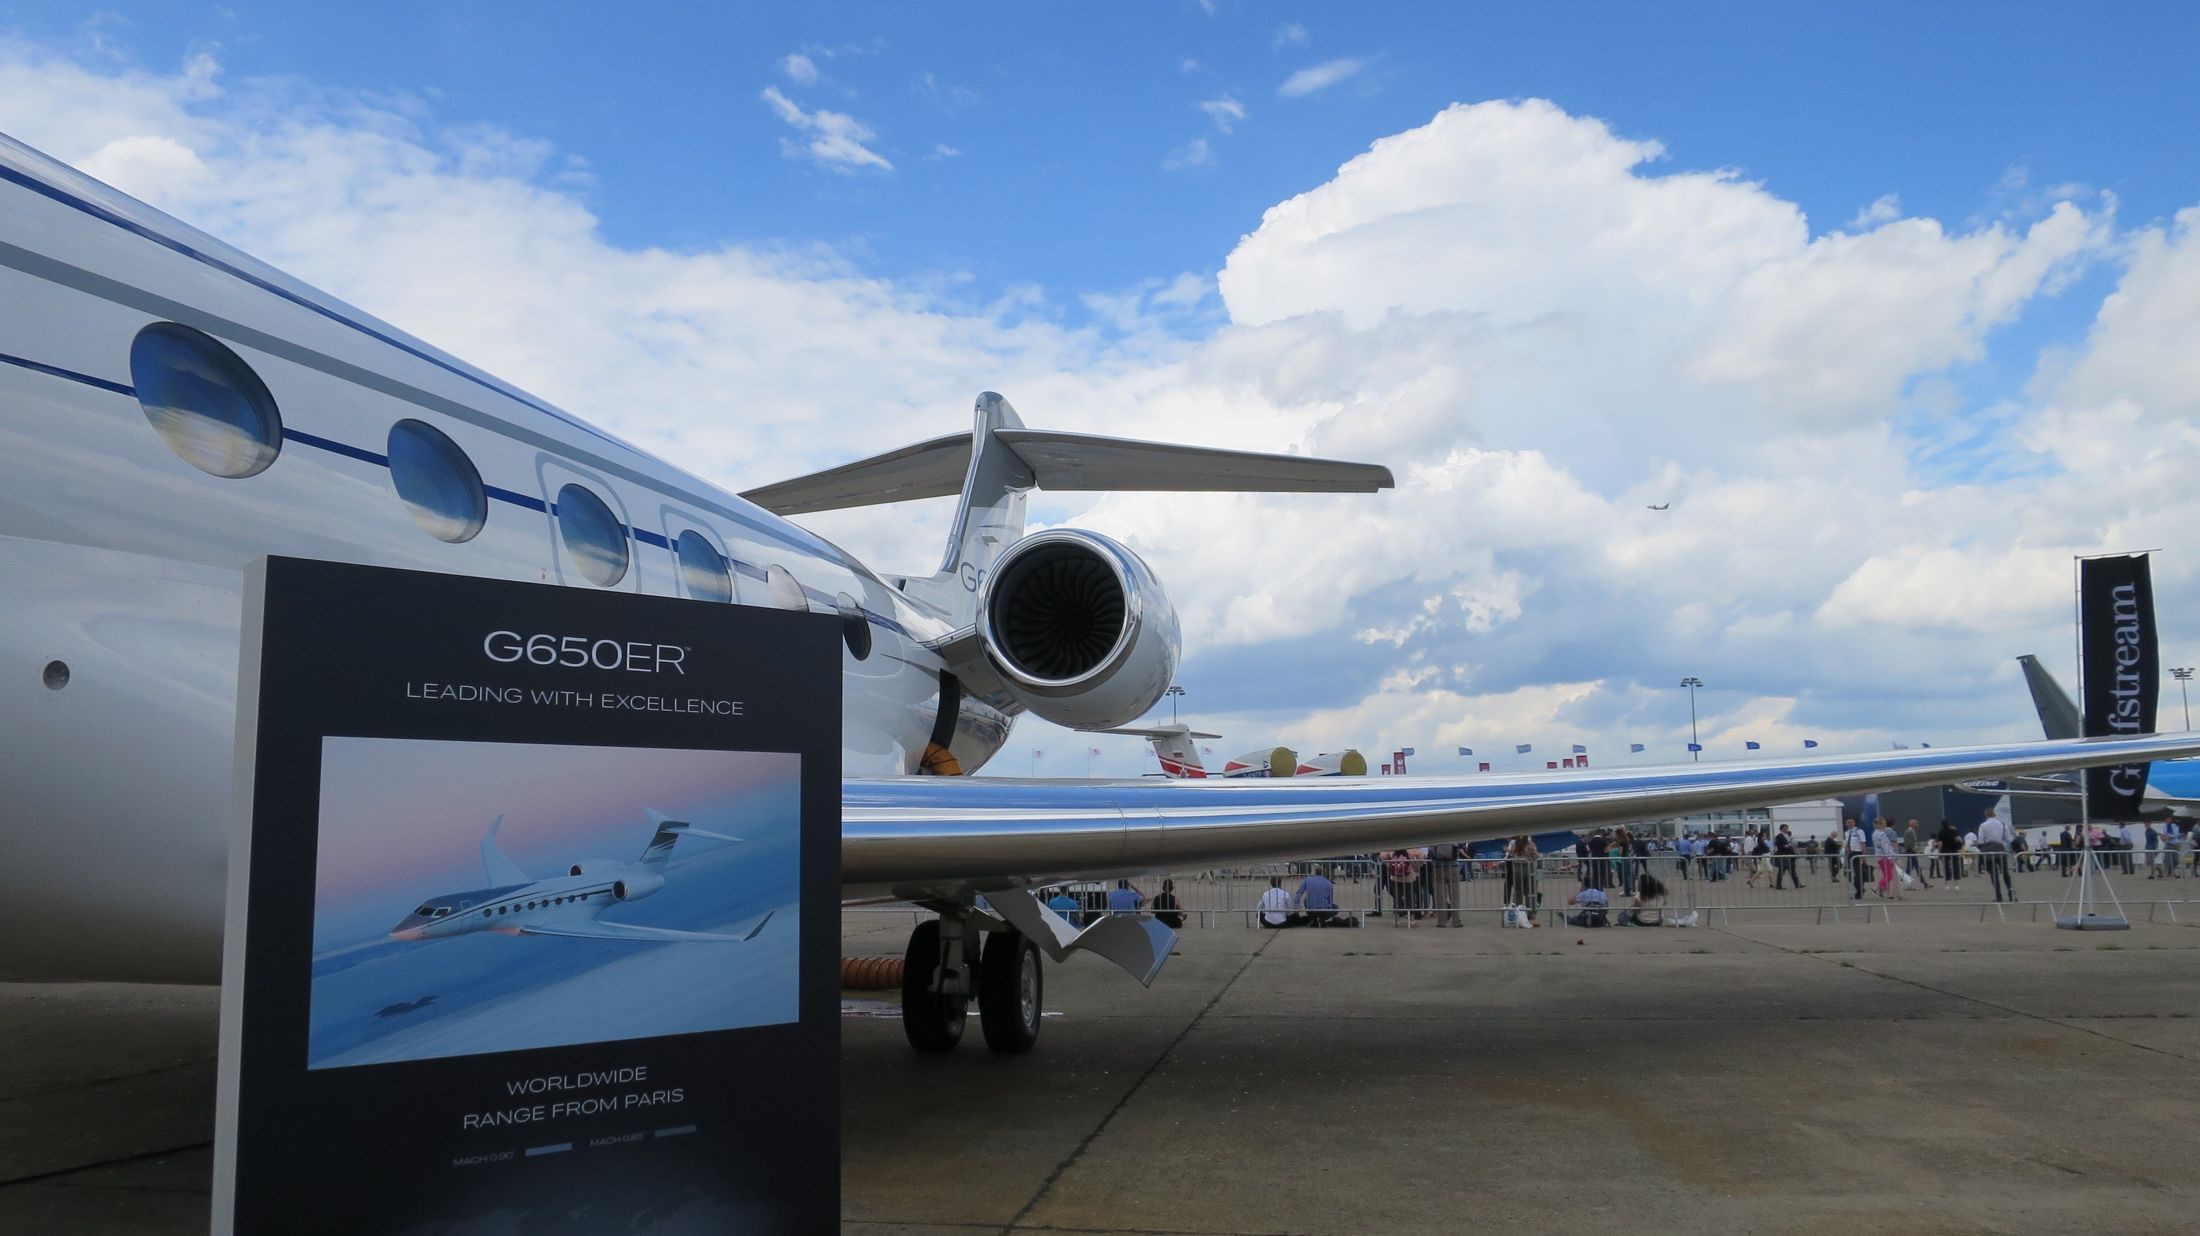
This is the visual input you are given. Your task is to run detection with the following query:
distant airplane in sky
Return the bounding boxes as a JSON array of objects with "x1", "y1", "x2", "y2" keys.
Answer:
[
  {"x1": 1647, "y1": 502, "x2": 1670, "y2": 511},
  {"x1": 387, "y1": 811, "x2": 771, "y2": 944}
]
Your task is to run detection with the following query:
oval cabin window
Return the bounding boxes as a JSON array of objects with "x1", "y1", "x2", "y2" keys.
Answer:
[
  {"x1": 129, "y1": 321, "x2": 283, "y2": 478},
  {"x1": 836, "y1": 592, "x2": 873, "y2": 660},
  {"x1": 763, "y1": 564, "x2": 809, "y2": 611},
  {"x1": 676, "y1": 530, "x2": 733, "y2": 603},
  {"x1": 555, "y1": 483, "x2": 629, "y2": 586},
  {"x1": 386, "y1": 419, "x2": 486, "y2": 542}
]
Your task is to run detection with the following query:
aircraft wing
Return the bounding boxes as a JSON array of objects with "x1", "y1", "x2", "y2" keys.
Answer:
[
  {"x1": 843, "y1": 733, "x2": 2200, "y2": 900},
  {"x1": 516, "y1": 912, "x2": 772, "y2": 944}
]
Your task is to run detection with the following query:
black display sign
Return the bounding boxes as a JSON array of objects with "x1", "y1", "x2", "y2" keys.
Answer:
[
  {"x1": 215, "y1": 557, "x2": 840, "y2": 1234},
  {"x1": 2078, "y1": 553, "x2": 2158, "y2": 819}
]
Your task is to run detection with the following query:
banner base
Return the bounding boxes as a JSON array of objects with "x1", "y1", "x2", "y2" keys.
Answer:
[{"x1": 2053, "y1": 914, "x2": 2131, "y2": 930}]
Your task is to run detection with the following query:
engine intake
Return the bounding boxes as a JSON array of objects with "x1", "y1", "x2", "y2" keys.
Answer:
[{"x1": 979, "y1": 530, "x2": 1180, "y2": 730}]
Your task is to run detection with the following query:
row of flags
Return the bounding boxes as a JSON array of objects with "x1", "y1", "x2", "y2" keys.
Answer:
[{"x1": 1458, "y1": 740, "x2": 1826, "y2": 757}]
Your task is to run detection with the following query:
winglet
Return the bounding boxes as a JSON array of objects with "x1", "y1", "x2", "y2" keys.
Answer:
[
  {"x1": 741, "y1": 911, "x2": 774, "y2": 942},
  {"x1": 480, "y1": 815, "x2": 530, "y2": 886}
]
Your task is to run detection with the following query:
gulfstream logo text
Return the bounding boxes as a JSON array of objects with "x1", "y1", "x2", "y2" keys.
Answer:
[
  {"x1": 485, "y1": 631, "x2": 687, "y2": 674},
  {"x1": 2108, "y1": 583, "x2": 2146, "y2": 796}
]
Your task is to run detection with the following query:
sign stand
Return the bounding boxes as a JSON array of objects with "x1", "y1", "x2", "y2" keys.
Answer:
[
  {"x1": 2057, "y1": 552, "x2": 2135, "y2": 931},
  {"x1": 215, "y1": 558, "x2": 841, "y2": 1233}
]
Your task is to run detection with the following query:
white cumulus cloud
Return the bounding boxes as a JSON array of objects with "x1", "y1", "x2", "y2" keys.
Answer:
[
  {"x1": 760, "y1": 85, "x2": 892, "y2": 172},
  {"x1": 9, "y1": 43, "x2": 2198, "y2": 774},
  {"x1": 1279, "y1": 56, "x2": 1366, "y2": 98},
  {"x1": 1199, "y1": 95, "x2": 1246, "y2": 134}
]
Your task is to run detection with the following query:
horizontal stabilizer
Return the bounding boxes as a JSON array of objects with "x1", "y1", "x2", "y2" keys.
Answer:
[
  {"x1": 1093, "y1": 726, "x2": 1223, "y2": 740},
  {"x1": 742, "y1": 424, "x2": 1393, "y2": 516}
]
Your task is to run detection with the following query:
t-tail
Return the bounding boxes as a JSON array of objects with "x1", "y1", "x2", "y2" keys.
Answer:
[
  {"x1": 1091, "y1": 724, "x2": 1223, "y2": 778},
  {"x1": 740, "y1": 391, "x2": 1389, "y2": 743},
  {"x1": 740, "y1": 392, "x2": 1392, "y2": 632}
]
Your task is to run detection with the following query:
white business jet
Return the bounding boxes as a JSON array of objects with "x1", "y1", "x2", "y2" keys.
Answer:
[
  {"x1": 6, "y1": 131, "x2": 2198, "y2": 1057},
  {"x1": 387, "y1": 812, "x2": 769, "y2": 944}
]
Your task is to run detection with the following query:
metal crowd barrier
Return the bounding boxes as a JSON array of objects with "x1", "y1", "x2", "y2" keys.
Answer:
[{"x1": 842, "y1": 847, "x2": 2199, "y2": 930}]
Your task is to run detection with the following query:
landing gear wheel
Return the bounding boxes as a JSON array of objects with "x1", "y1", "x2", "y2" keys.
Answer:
[
  {"x1": 901, "y1": 919, "x2": 966, "y2": 1053},
  {"x1": 979, "y1": 930, "x2": 1043, "y2": 1054}
]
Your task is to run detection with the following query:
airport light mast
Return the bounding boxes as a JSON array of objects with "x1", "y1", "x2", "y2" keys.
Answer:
[
  {"x1": 2173, "y1": 667, "x2": 2194, "y2": 730},
  {"x1": 1680, "y1": 676, "x2": 1703, "y2": 761},
  {"x1": 1165, "y1": 684, "x2": 1186, "y2": 725}
]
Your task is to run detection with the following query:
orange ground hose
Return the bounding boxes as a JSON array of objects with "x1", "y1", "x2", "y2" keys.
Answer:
[{"x1": 840, "y1": 956, "x2": 905, "y2": 989}]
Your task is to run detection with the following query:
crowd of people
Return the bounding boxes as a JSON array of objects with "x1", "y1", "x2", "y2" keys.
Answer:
[{"x1": 1037, "y1": 816, "x2": 2195, "y2": 930}]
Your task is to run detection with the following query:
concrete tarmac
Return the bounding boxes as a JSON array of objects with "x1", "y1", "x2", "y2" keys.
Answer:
[{"x1": 5, "y1": 907, "x2": 2197, "y2": 1234}]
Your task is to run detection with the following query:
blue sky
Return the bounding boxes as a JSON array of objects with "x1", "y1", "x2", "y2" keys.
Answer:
[
  {"x1": 21, "y1": 2, "x2": 2199, "y2": 319},
  {"x1": 6, "y1": 5, "x2": 2199, "y2": 772}
]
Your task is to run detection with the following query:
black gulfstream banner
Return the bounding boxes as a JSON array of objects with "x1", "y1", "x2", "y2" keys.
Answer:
[
  {"x1": 215, "y1": 557, "x2": 840, "y2": 1234},
  {"x1": 2079, "y1": 553, "x2": 2158, "y2": 818}
]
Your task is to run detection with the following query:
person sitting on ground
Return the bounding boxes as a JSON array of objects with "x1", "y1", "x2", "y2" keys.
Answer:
[
  {"x1": 1296, "y1": 864, "x2": 1339, "y2": 927},
  {"x1": 1150, "y1": 878, "x2": 1185, "y2": 929},
  {"x1": 1046, "y1": 885, "x2": 1082, "y2": 927},
  {"x1": 1107, "y1": 878, "x2": 1145, "y2": 917},
  {"x1": 1565, "y1": 882, "x2": 1610, "y2": 927},
  {"x1": 1257, "y1": 875, "x2": 1296, "y2": 929},
  {"x1": 1619, "y1": 872, "x2": 1667, "y2": 926}
]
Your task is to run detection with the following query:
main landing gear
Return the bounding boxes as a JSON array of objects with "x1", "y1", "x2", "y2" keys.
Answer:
[{"x1": 901, "y1": 911, "x2": 1043, "y2": 1054}]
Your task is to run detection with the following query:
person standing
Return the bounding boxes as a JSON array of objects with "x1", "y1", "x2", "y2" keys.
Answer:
[
  {"x1": 1844, "y1": 818, "x2": 1870, "y2": 901},
  {"x1": 1977, "y1": 807, "x2": 2014, "y2": 902},
  {"x1": 1771, "y1": 825, "x2": 1794, "y2": 889},
  {"x1": 1823, "y1": 833, "x2": 1842, "y2": 884},
  {"x1": 1385, "y1": 850, "x2": 1420, "y2": 928},
  {"x1": 1428, "y1": 842, "x2": 1464, "y2": 927},
  {"x1": 1937, "y1": 819, "x2": 1966, "y2": 885},
  {"x1": 1872, "y1": 818, "x2": 1901, "y2": 899},
  {"x1": 2144, "y1": 820, "x2": 2162, "y2": 879},
  {"x1": 1902, "y1": 819, "x2": 1930, "y2": 887},
  {"x1": 1503, "y1": 835, "x2": 1540, "y2": 925}
]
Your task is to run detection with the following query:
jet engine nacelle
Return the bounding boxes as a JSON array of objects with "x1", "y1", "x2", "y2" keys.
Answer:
[
  {"x1": 1297, "y1": 749, "x2": 1369, "y2": 777},
  {"x1": 610, "y1": 873, "x2": 664, "y2": 902},
  {"x1": 979, "y1": 529, "x2": 1181, "y2": 730},
  {"x1": 1221, "y1": 747, "x2": 1298, "y2": 778}
]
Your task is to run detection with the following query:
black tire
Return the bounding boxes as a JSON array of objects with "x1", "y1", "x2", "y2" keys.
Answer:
[
  {"x1": 978, "y1": 931, "x2": 1043, "y2": 1055},
  {"x1": 901, "y1": 919, "x2": 966, "y2": 1053}
]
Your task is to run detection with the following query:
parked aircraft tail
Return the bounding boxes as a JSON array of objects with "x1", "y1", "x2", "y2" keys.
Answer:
[
  {"x1": 2017, "y1": 655, "x2": 2084, "y2": 740},
  {"x1": 1093, "y1": 723, "x2": 1223, "y2": 778}
]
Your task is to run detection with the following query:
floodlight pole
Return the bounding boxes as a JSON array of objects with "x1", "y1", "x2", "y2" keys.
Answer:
[
  {"x1": 2172, "y1": 667, "x2": 2193, "y2": 730},
  {"x1": 1165, "y1": 684, "x2": 1186, "y2": 725},
  {"x1": 1681, "y1": 677, "x2": 1703, "y2": 761}
]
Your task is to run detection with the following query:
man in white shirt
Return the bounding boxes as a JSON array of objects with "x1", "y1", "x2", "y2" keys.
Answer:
[
  {"x1": 1843, "y1": 819, "x2": 1869, "y2": 901},
  {"x1": 1257, "y1": 875, "x2": 1295, "y2": 929},
  {"x1": 1977, "y1": 807, "x2": 2014, "y2": 902}
]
